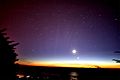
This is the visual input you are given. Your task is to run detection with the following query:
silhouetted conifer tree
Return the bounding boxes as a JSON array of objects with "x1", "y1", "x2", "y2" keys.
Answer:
[{"x1": 0, "y1": 28, "x2": 19, "y2": 80}]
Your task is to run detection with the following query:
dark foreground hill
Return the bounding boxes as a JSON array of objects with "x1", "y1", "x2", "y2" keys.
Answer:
[{"x1": 17, "y1": 64, "x2": 120, "y2": 80}]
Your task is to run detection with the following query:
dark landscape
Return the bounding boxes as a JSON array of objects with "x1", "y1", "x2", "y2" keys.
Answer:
[{"x1": 17, "y1": 65, "x2": 120, "y2": 80}]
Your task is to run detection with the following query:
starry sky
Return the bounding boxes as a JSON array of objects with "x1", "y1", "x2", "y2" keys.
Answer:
[{"x1": 1, "y1": 0, "x2": 120, "y2": 68}]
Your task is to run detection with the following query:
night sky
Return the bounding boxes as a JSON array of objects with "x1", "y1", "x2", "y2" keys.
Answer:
[{"x1": 1, "y1": 0, "x2": 120, "y2": 68}]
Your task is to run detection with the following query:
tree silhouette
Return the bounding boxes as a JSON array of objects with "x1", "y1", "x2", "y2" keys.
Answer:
[{"x1": 0, "y1": 28, "x2": 19, "y2": 80}]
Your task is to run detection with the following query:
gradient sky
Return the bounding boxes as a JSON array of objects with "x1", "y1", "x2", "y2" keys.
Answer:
[{"x1": 1, "y1": 0, "x2": 120, "y2": 67}]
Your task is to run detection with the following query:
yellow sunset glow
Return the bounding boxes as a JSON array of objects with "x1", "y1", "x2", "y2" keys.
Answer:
[{"x1": 17, "y1": 60, "x2": 120, "y2": 68}]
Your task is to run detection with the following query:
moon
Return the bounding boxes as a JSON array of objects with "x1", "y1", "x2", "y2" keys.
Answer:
[{"x1": 72, "y1": 49, "x2": 77, "y2": 55}]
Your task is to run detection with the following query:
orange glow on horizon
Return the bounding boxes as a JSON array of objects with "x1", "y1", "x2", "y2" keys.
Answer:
[{"x1": 17, "y1": 60, "x2": 120, "y2": 68}]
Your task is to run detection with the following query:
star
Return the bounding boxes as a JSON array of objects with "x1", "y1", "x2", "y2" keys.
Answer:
[
  {"x1": 98, "y1": 14, "x2": 102, "y2": 17},
  {"x1": 114, "y1": 18, "x2": 118, "y2": 21},
  {"x1": 39, "y1": 33, "x2": 43, "y2": 36},
  {"x1": 34, "y1": 27, "x2": 39, "y2": 31}
]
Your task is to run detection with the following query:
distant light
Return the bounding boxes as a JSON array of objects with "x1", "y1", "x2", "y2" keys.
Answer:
[
  {"x1": 70, "y1": 72, "x2": 78, "y2": 76},
  {"x1": 72, "y1": 49, "x2": 77, "y2": 55},
  {"x1": 26, "y1": 75, "x2": 30, "y2": 78},
  {"x1": 16, "y1": 74, "x2": 24, "y2": 78}
]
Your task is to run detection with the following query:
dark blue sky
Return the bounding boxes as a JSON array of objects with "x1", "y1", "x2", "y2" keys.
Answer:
[{"x1": 1, "y1": 0, "x2": 120, "y2": 64}]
